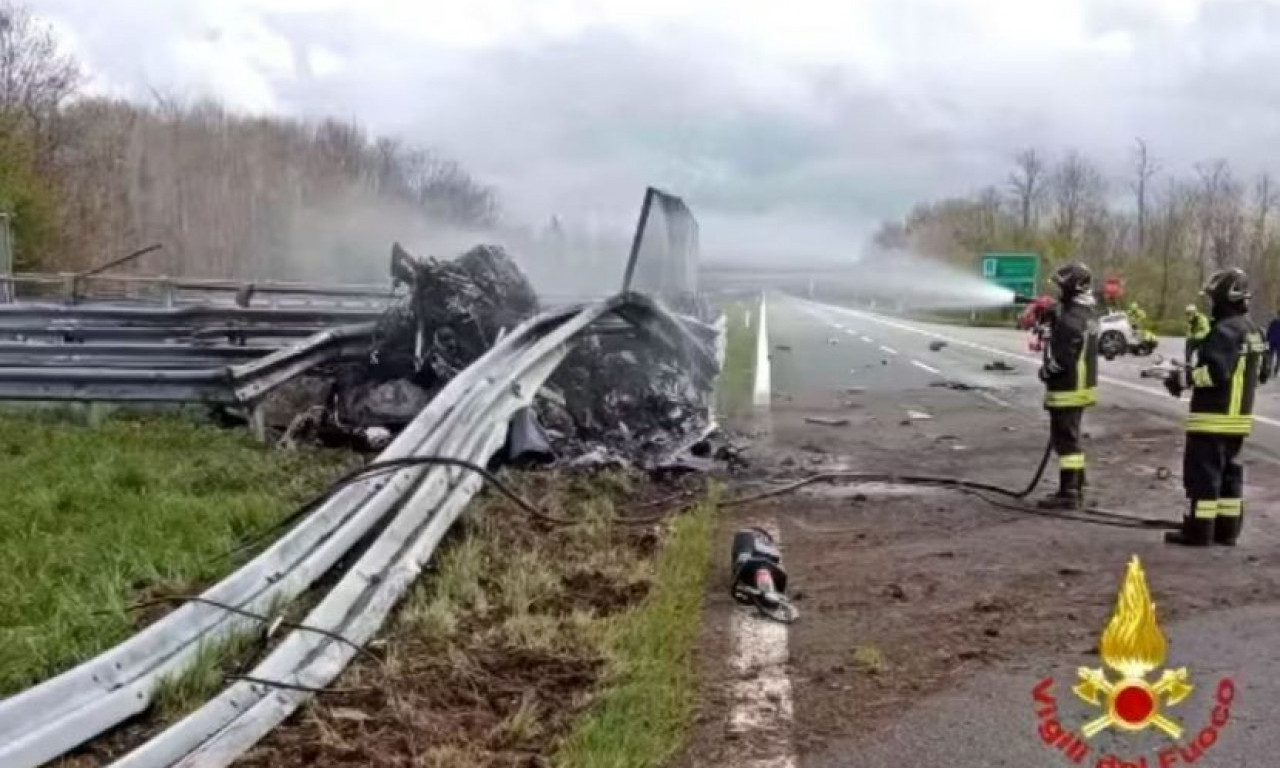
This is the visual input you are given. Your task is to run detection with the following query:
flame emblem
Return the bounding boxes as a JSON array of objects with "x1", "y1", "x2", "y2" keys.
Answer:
[{"x1": 1073, "y1": 556, "x2": 1193, "y2": 739}]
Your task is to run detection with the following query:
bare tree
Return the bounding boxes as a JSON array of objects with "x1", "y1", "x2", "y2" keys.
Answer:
[
  {"x1": 1130, "y1": 138, "x2": 1160, "y2": 252},
  {"x1": 1194, "y1": 160, "x2": 1245, "y2": 274},
  {"x1": 1250, "y1": 173, "x2": 1279, "y2": 314},
  {"x1": 1154, "y1": 180, "x2": 1191, "y2": 317},
  {"x1": 872, "y1": 220, "x2": 908, "y2": 251},
  {"x1": 0, "y1": 2, "x2": 79, "y2": 137},
  {"x1": 975, "y1": 185, "x2": 1003, "y2": 242},
  {"x1": 1008, "y1": 148, "x2": 1046, "y2": 232},
  {"x1": 1050, "y1": 150, "x2": 1106, "y2": 243}
]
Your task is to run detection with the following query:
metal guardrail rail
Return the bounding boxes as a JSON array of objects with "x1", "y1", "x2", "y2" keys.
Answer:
[
  {"x1": 0, "y1": 273, "x2": 398, "y2": 310},
  {"x1": 0, "y1": 324, "x2": 374, "y2": 404},
  {"x1": 0, "y1": 303, "x2": 384, "y2": 325},
  {"x1": 0, "y1": 293, "x2": 719, "y2": 768}
]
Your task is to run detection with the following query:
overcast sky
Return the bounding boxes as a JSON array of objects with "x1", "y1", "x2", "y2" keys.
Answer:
[{"x1": 32, "y1": 0, "x2": 1280, "y2": 263}]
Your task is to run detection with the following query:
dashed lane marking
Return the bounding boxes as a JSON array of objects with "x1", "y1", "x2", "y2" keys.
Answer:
[
  {"x1": 911, "y1": 360, "x2": 941, "y2": 375},
  {"x1": 880, "y1": 345, "x2": 899, "y2": 356},
  {"x1": 981, "y1": 391, "x2": 1012, "y2": 408},
  {"x1": 804, "y1": 299, "x2": 1280, "y2": 431}
]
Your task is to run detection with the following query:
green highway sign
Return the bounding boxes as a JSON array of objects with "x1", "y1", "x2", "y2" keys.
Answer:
[{"x1": 981, "y1": 252, "x2": 1040, "y2": 299}]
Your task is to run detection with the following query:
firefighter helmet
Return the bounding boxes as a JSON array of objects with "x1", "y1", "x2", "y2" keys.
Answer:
[
  {"x1": 1185, "y1": 304, "x2": 1197, "y2": 315},
  {"x1": 1050, "y1": 262, "x2": 1093, "y2": 298},
  {"x1": 1202, "y1": 267, "x2": 1251, "y2": 307}
]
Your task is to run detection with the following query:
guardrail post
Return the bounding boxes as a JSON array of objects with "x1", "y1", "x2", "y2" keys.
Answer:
[{"x1": 249, "y1": 405, "x2": 268, "y2": 443}]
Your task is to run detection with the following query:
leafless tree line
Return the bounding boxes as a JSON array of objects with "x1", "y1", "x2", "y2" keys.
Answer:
[
  {"x1": 877, "y1": 140, "x2": 1280, "y2": 320},
  {"x1": 0, "y1": 2, "x2": 498, "y2": 278}
]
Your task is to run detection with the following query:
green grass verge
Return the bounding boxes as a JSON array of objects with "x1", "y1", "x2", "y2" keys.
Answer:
[
  {"x1": 716, "y1": 299, "x2": 759, "y2": 419},
  {"x1": 0, "y1": 411, "x2": 350, "y2": 695},
  {"x1": 556, "y1": 496, "x2": 715, "y2": 768}
]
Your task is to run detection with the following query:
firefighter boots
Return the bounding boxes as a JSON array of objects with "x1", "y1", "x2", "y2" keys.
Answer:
[
  {"x1": 1164, "y1": 502, "x2": 1214, "y2": 547},
  {"x1": 1214, "y1": 500, "x2": 1243, "y2": 546},
  {"x1": 1038, "y1": 469, "x2": 1083, "y2": 510}
]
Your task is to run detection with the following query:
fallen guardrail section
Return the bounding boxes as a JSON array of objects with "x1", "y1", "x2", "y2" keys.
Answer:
[{"x1": 0, "y1": 292, "x2": 719, "y2": 768}]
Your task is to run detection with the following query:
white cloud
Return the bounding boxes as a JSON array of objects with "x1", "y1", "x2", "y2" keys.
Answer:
[{"x1": 31, "y1": 0, "x2": 1280, "y2": 260}]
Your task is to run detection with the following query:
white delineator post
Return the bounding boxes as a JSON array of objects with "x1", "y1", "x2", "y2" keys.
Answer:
[{"x1": 753, "y1": 292, "x2": 771, "y2": 407}]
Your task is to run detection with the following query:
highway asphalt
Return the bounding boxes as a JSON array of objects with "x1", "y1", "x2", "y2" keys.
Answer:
[{"x1": 756, "y1": 293, "x2": 1280, "y2": 768}]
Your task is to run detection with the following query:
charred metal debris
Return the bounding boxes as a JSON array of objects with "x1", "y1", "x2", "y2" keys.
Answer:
[{"x1": 268, "y1": 242, "x2": 728, "y2": 470}]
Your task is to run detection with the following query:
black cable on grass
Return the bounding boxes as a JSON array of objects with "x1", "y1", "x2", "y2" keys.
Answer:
[
  {"x1": 224, "y1": 454, "x2": 674, "y2": 563},
  {"x1": 116, "y1": 595, "x2": 383, "y2": 668},
  {"x1": 226, "y1": 674, "x2": 371, "y2": 696}
]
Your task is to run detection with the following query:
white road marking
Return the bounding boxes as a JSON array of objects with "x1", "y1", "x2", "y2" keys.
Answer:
[
  {"x1": 807, "y1": 299, "x2": 1280, "y2": 430},
  {"x1": 753, "y1": 294, "x2": 771, "y2": 407},
  {"x1": 911, "y1": 360, "x2": 941, "y2": 375},
  {"x1": 860, "y1": 335, "x2": 873, "y2": 343},
  {"x1": 728, "y1": 521, "x2": 796, "y2": 768},
  {"x1": 880, "y1": 345, "x2": 899, "y2": 355},
  {"x1": 981, "y1": 391, "x2": 1012, "y2": 408}
]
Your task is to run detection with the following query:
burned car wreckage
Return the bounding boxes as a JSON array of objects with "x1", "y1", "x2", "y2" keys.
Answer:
[{"x1": 268, "y1": 240, "x2": 724, "y2": 470}]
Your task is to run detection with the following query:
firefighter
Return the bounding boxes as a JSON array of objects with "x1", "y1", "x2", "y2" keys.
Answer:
[
  {"x1": 1039, "y1": 262, "x2": 1100, "y2": 509},
  {"x1": 1163, "y1": 268, "x2": 1270, "y2": 546},
  {"x1": 1185, "y1": 303, "x2": 1210, "y2": 363},
  {"x1": 1126, "y1": 301, "x2": 1149, "y2": 336}
]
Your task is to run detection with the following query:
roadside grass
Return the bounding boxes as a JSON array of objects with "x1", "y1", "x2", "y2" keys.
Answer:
[
  {"x1": 0, "y1": 411, "x2": 351, "y2": 696},
  {"x1": 152, "y1": 629, "x2": 264, "y2": 721},
  {"x1": 240, "y1": 470, "x2": 717, "y2": 768},
  {"x1": 555, "y1": 496, "x2": 714, "y2": 768},
  {"x1": 717, "y1": 299, "x2": 759, "y2": 419}
]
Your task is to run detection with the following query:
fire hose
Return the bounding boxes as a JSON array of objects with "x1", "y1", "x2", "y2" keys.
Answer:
[
  {"x1": 723, "y1": 438, "x2": 1176, "y2": 531},
  {"x1": 724, "y1": 436, "x2": 1180, "y2": 625}
]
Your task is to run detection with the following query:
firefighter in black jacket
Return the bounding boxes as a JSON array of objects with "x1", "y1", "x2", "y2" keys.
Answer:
[
  {"x1": 1164, "y1": 268, "x2": 1270, "y2": 546},
  {"x1": 1039, "y1": 262, "x2": 1100, "y2": 509}
]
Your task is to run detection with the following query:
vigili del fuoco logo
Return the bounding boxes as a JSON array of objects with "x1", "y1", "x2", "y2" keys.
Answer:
[{"x1": 1031, "y1": 556, "x2": 1236, "y2": 767}]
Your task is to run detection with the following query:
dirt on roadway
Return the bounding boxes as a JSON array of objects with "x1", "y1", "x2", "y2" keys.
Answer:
[{"x1": 679, "y1": 381, "x2": 1280, "y2": 766}]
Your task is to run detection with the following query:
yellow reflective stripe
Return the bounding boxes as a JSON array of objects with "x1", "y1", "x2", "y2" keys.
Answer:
[
  {"x1": 1218, "y1": 499, "x2": 1243, "y2": 518},
  {"x1": 1229, "y1": 356, "x2": 1246, "y2": 416},
  {"x1": 1045, "y1": 388, "x2": 1097, "y2": 408},
  {"x1": 1191, "y1": 366, "x2": 1214, "y2": 388},
  {"x1": 1194, "y1": 500, "x2": 1219, "y2": 519},
  {"x1": 1059, "y1": 454, "x2": 1085, "y2": 470},
  {"x1": 1186, "y1": 413, "x2": 1253, "y2": 434}
]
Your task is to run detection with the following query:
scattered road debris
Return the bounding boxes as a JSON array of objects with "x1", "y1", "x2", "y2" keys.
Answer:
[
  {"x1": 843, "y1": 386, "x2": 867, "y2": 395},
  {"x1": 826, "y1": 337, "x2": 840, "y2": 345},
  {"x1": 905, "y1": 410, "x2": 933, "y2": 421},
  {"x1": 983, "y1": 360, "x2": 1015, "y2": 372},
  {"x1": 775, "y1": 344, "x2": 792, "y2": 352},
  {"x1": 1157, "y1": 466, "x2": 1172, "y2": 480},
  {"x1": 928, "y1": 340, "x2": 948, "y2": 351},
  {"x1": 805, "y1": 416, "x2": 850, "y2": 427},
  {"x1": 929, "y1": 379, "x2": 985, "y2": 392}
]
